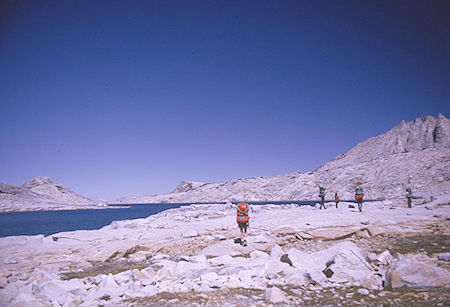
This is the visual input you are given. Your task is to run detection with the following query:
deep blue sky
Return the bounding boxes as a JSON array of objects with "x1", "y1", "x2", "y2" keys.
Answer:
[{"x1": 1, "y1": 1, "x2": 449, "y2": 200}]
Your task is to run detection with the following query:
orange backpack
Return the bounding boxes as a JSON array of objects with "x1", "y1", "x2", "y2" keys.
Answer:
[
  {"x1": 355, "y1": 193, "x2": 364, "y2": 201},
  {"x1": 236, "y1": 203, "x2": 249, "y2": 223}
]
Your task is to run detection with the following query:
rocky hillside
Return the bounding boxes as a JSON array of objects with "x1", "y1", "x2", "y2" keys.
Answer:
[
  {"x1": 124, "y1": 114, "x2": 450, "y2": 204},
  {"x1": 0, "y1": 177, "x2": 102, "y2": 212}
]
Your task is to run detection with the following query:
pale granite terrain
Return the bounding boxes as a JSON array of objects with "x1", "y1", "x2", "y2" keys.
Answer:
[
  {"x1": 0, "y1": 199, "x2": 449, "y2": 306},
  {"x1": 123, "y1": 114, "x2": 450, "y2": 205}
]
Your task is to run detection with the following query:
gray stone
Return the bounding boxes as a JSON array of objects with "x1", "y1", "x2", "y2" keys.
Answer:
[
  {"x1": 270, "y1": 244, "x2": 284, "y2": 259},
  {"x1": 128, "y1": 251, "x2": 148, "y2": 262},
  {"x1": 385, "y1": 255, "x2": 450, "y2": 289},
  {"x1": 280, "y1": 254, "x2": 293, "y2": 266},
  {"x1": 286, "y1": 273, "x2": 309, "y2": 287},
  {"x1": 367, "y1": 252, "x2": 378, "y2": 262},
  {"x1": 357, "y1": 288, "x2": 370, "y2": 295},
  {"x1": 251, "y1": 234, "x2": 268, "y2": 243},
  {"x1": 200, "y1": 272, "x2": 219, "y2": 283},
  {"x1": 264, "y1": 260, "x2": 296, "y2": 280},
  {"x1": 4, "y1": 257, "x2": 18, "y2": 264},
  {"x1": 265, "y1": 287, "x2": 286, "y2": 303},
  {"x1": 361, "y1": 219, "x2": 370, "y2": 225},
  {"x1": 323, "y1": 267, "x2": 334, "y2": 278},
  {"x1": 296, "y1": 231, "x2": 313, "y2": 240},
  {"x1": 209, "y1": 255, "x2": 234, "y2": 266},
  {"x1": 307, "y1": 271, "x2": 327, "y2": 285},
  {"x1": 377, "y1": 250, "x2": 394, "y2": 266},
  {"x1": 182, "y1": 230, "x2": 199, "y2": 238},
  {"x1": 438, "y1": 253, "x2": 450, "y2": 261},
  {"x1": 250, "y1": 250, "x2": 269, "y2": 259},
  {"x1": 214, "y1": 234, "x2": 227, "y2": 241}
]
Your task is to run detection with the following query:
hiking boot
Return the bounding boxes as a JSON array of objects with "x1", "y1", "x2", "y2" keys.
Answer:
[{"x1": 242, "y1": 240, "x2": 247, "y2": 247}]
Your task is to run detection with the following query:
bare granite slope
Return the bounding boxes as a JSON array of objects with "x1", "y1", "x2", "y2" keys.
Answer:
[
  {"x1": 124, "y1": 114, "x2": 450, "y2": 204},
  {"x1": 1, "y1": 201, "x2": 449, "y2": 306},
  {"x1": 0, "y1": 177, "x2": 102, "y2": 212}
]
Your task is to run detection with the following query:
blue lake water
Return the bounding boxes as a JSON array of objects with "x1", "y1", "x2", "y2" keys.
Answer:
[{"x1": 0, "y1": 201, "x2": 317, "y2": 237}]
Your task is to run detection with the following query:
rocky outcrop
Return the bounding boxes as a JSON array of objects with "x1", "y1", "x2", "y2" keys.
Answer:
[
  {"x1": 124, "y1": 114, "x2": 450, "y2": 204},
  {"x1": 171, "y1": 181, "x2": 207, "y2": 194},
  {"x1": 0, "y1": 201, "x2": 448, "y2": 306},
  {"x1": 0, "y1": 177, "x2": 102, "y2": 212}
]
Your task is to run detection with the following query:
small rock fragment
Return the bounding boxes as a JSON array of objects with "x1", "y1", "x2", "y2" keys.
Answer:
[
  {"x1": 296, "y1": 231, "x2": 313, "y2": 240},
  {"x1": 357, "y1": 288, "x2": 369, "y2": 295},
  {"x1": 438, "y1": 253, "x2": 450, "y2": 261},
  {"x1": 182, "y1": 230, "x2": 199, "y2": 238},
  {"x1": 323, "y1": 267, "x2": 334, "y2": 278},
  {"x1": 361, "y1": 219, "x2": 370, "y2": 225},
  {"x1": 377, "y1": 250, "x2": 393, "y2": 266},
  {"x1": 280, "y1": 254, "x2": 293, "y2": 267},
  {"x1": 4, "y1": 257, "x2": 18, "y2": 264},
  {"x1": 367, "y1": 252, "x2": 378, "y2": 262}
]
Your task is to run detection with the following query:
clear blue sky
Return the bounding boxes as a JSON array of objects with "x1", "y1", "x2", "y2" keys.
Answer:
[{"x1": 1, "y1": 1, "x2": 449, "y2": 200}]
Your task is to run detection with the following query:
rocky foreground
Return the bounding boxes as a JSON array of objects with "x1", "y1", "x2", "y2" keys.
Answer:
[{"x1": 1, "y1": 197, "x2": 449, "y2": 306}]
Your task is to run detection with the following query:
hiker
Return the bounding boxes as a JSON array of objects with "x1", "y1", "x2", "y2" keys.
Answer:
[
  {"x1": 236, "y1": 203, "x2": 250, "y2": 246},
  {"x1": 355, "y1": 188, "x2": 364, "y2": 212},
  {"x1": 319, "y1": 186, "x2": 326, "y2": 209},
  {"x1": 406, "y1": 187, "x2": 413, "y2": 208},
  {"x1": 334, "y1": 192, "x2": 340, "y2": 208}
]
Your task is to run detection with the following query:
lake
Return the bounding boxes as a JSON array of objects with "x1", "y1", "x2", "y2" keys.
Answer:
[{"x1": 0, "y1": 201, "x2": 317, "y2": 237}]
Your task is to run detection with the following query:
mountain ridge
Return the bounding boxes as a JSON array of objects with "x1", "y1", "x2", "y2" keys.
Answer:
[
  {"x1": 123, "y1": 114, "x2": 450, "y2": 204},
  {"x1": 0, "y1": 176, "x2": 102, "y2": 212}
]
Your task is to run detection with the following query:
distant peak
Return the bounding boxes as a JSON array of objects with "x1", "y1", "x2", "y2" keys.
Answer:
[
  {"x1": 171, "y1": 181, "x2": 207, "y2": 194},
  {"x1": 22, "y1": 176, "x2": 59, "y2": 188}
]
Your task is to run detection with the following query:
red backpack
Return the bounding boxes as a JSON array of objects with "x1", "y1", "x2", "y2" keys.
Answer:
[{"x1": 236, "y1": 203, "x2": 249, "y2": 223}]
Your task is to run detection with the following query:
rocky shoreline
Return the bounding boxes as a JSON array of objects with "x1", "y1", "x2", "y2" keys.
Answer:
[{"x1": 1, "y1": 199, "x2": 449, "y2": 306}]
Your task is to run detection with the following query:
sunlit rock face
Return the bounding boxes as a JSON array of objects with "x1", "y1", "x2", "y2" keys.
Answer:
[
  {"x1": 124, "y1": 114, "x2": 450, "y2": 204},
  {"x1": 0, "y1": 177, "x2": 100, "y2": 212}
]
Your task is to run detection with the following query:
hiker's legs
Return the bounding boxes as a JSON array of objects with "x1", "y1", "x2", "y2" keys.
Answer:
[
  {"x1": 335, "y1": 201, "x2": 338, "y2": 208},
  {"x1": 358, "y1": 201, "x2": 362, "y2": 212},
  {"x1": 242, "y1": 225, "x2": 248, "y2": 246},
  {"x1": 407, "y1": 197, "x2": 412, "y2": 208},
  {"x1": 320, "y1": 196, "x2": 325, "y2": 209}
]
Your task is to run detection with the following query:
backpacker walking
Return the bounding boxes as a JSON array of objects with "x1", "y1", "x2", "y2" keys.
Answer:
[
  {"x1": 319, "y1": 186, "x2": 326, "y2": 209},
  {"x1": 236, "y1": 203, "x2": 250, "y2": 246},
  {"x1": 334, "y1": 192, "x2": 340, "y2": 208},
  {"x1": 355, "y1": 188, "x2": 364, "y2": 212},
  {"x1": 406, "y1": 187, "x2": 413, "y2": 208}
]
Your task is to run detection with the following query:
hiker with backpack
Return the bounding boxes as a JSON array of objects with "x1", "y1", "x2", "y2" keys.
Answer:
[
  {"x1": 406, "y1": 187, "x2": 413, "y2": 208},
  {"x1": 236, "y1": 203, "x2": 250, "y2": 246},
  {"x1": 319, "y1": 186, "x2": 326, "y2": 209},
  {"x1": 355, "y1": 188, "x2": 364, "y2": 212},
  {"x1": 334, "y1": 192, "x2": 340, "y2": 208}
]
